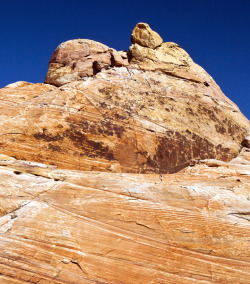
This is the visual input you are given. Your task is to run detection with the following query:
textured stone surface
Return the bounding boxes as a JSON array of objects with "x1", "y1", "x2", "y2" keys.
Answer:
[
  {"x1": 0, "y1": 150, "x2": 249, "y2": 283},
  {"x1": 0, "y1": 23, "x2": 250, "y2": 284},
  {"x1": 0, "y1": 68, "x2": 249, "y2": 173},
  {"x1": 38, "y1": 23, "x2": 250, "y2": 173},
  {"x1": 131, "y1": 22, "x2": 163, "y2": 49},
  {"x1": 44, "y1": 39, "x2": 127, "y2": 87},
  {"x1": 1, "y1": 23, "x2": 250, "y2": 282}
]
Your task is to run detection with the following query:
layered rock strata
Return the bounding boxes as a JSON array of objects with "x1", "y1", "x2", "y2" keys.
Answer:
[
  {"x1": 0, "y1": 22, "x2": 250, "y2": 283},
  {"x1": 0, "y1": 149, "x2": 249, "y2": 283}
]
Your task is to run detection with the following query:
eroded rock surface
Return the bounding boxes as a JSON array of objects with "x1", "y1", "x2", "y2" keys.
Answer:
[
  {"x1": 0, "y1": 75, "x2": 249, "y2": 174},
  {"x1": 243, "y1": 136, "x2": 250, "y2": 148},
  {"x1": 1, "y1": 22, "x2": 250, "y2": 283},
  {"x1": 0, "y1": 150, "x2": 249, "y2": 283},
  {"x1": 1, "y1": 24, "x2": 250, "y2": 173},
  {"x1": 44, "y1": 39, "x2": 127, "y2": 87}
]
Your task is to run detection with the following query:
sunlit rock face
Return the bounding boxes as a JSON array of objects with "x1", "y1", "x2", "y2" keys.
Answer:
[
  {"x1": 0, "y1": 149, "x2": 250, "y2": 283},
  {"x1": 0, "y1": 24, "x2": 250, "y2": 282},
  {"x1": 44, "y1": 39, "x2": 127, "y2": 87},
  {"x1": 131, "y1": 22, "x2": 163, "y2": 48},
  {"x1": 1, "y1": 23, "x2": 249, "y2": 173}
]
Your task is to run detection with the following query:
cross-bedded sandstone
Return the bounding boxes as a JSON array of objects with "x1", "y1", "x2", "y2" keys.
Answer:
[{"x1": 0, "y1": 23, "x2": 250, "y2": 283}]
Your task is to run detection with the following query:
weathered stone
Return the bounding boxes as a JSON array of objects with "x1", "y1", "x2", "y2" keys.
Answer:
[
  {"x1": 131, "y1": 22, "x2": 163, "y2": 49},
  {"x1": 93, "y1": 60, "x2": 110, "y2": 72},
  {"x1": 110, "y1": 48, "x2": 128, "y2": 67},
  {"x1": 118, "y1": 50, "x2": 129, "y2": 59},
  {"x1": 0, "y1": 151, "x2": 249, "y2": 283},
  {"x1": 44, "y1": 39, "x2": 127, "y2": 86},
  {"x1": 1, "y1": 22, "x2": 250, "y2": 283},
  {"x1": 1, "y1": 51, "x2": 250, "y2": 174}
]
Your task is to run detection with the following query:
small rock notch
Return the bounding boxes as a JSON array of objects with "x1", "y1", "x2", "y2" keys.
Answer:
[{"x1": 242, "y1": 136, "x2": 250, "y2": 148}]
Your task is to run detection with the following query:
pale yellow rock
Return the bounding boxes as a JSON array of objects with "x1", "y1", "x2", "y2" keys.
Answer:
[
  {"x1": 0, "y1": 154, "x2": 15, "y2": 160},
  {"x1": 118, "y1": 50, "x2": 128, "y2": 59},
  {"x1": 45, "y1": 63, "x2": 77, "y2": 86},
  {"x1": 158, "y1": 42, "x2": 193, "y2": 65},
  {"x1": 131, "y1": 22, "x2": 163, "y2": 49},
  {"x1": 4, "y1": 81, "x2": 30, "y2": 88},
  {"x1": 129, "y1": 43, "x2": 190, "y2": 66}
]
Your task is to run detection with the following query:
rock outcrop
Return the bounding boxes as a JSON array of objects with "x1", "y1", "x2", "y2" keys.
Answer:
[
  {"x1": 0, "y1": 23, "x2": 249, "y2": 174},
  {"x1": 0, "y1": 23, "x2": 250, "y2": 283},
  {"x1": 44, "y1": 39, "x2": 127, "y2": 87}
]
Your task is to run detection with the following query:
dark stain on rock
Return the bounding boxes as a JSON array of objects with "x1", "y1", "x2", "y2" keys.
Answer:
[
  {"x1": 215, "y1": 124, "x2": 226, "y2": 134},
  {"x1": 144, "y1": 130, "x2": 234, "y2": 174},
  {"x1": 198, "y1": 105, "x2": 217, "y2": 122},
  {"x1": 186, "y1": 107, "x2": 195, "y2": 116},
  {"x1": 223, "y1": 118, "x2": 245, "y2": 138},
  {"x1": 77, "y1": 118, "x2": 125, "y2": 139},
  {"x1": 34, "y1": 132, "x2": 64, "y2": 142},
  {"x1": 48, "y1": 143, "x2": 63, "y2": 152},
  {"x1": 65, "y1": 124, "x2": 114, "y2": 160},
  {"x1": 113, "y1": 112, "x2": 129, "y2": 121}
]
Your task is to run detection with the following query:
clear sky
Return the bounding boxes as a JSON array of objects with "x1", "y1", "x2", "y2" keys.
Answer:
[{"x1": 0, "y1": 0, "x2": 249, "y2": 119}]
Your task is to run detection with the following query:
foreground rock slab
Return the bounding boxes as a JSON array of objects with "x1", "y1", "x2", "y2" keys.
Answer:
[{"x1": 0, "y1": 149, "x2": 250, "y2": 283}]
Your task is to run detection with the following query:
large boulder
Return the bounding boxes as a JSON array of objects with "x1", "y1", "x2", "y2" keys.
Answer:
[
  {"x1": 131, "y1": 22, "x2": 163, "y2": 48},
  {"x1": 44, "y1": 39, "x2": 127, "y2": 87}
]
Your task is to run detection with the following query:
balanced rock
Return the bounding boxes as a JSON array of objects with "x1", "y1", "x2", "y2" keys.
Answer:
[{"x1": 131, "y1": 22, "x2": 163, "y2": 48}]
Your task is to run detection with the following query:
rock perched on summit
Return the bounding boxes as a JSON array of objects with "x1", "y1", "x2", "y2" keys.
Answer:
[{"x1": 131, "y1": 22, "x2": 163, "y2": 49}]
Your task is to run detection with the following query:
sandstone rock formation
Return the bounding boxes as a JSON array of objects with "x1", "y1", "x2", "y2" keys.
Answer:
[
  {"x1": 0, "y1": 23, "x2": 249, "y2": 174},
  {"x1": 0, "y1": 23, "x2": 250, "y2": 283},
  {"x1": 44, "y1": 39, "x2": 127, "y2": 87},
  {"x1": 0, "y1": 149, "x2": 249, "y2": 283},
  {"x1": 131, "y1": 22, "x2": 163, "y2": 48}
]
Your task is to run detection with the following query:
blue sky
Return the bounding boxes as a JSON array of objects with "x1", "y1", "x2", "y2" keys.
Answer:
[{"x1": 0, "y1": 0, "x2": 249, "y2": 119}]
